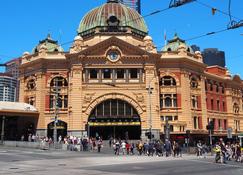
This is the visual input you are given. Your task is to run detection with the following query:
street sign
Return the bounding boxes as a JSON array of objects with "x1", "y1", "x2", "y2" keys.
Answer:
[{"x1": 227, "y1": 128, "x2": 232, "y2": 139}]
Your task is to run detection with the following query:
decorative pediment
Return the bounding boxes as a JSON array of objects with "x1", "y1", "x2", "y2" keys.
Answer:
[{"x1": 74, "y1": 37, "x2": 152, "y2": 57}]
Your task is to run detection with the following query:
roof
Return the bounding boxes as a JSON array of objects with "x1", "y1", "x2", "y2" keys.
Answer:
[
  {"x1": 0, "y1": 102, "x2": 38, "y2": 112},
  {"x1": 162, "y1": 33, "x2": 194, "y2": 54},
  {"x1": 32, "y1": 34, "x2": 64, "y2": 54},
  {"x1": 78, "y1": 0, "x2": 148, "y2": 36}
]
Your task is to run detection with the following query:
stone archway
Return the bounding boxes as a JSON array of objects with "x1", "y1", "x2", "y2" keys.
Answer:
[
  {"x1": 87, "y1": 98, "x2": 142, "y2": 140},
  {"x1": 47, "y1": 120, "x2": 67, "y2": 139}
]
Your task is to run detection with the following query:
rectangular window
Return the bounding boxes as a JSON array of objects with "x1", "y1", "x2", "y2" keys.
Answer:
[
  {"x1": 224, "y1": 119, "x2": 227, "y2": 130},
  {"x1": 166, "y1": 116, "x2": 173, "y2": 121},
  {"x1": 90, "y1": 69, "x2": 98, "y2": 79},
  {"x1": 222, "y1": 101, "x2": 225, "y2": 111},
  {"x1": 173, "y1": 94, "x2": 177, "y2": 107},
  {"x1": 130, "y1": 69, "x2": 138, "y2": 79},
  {"x1": 103, "y1": 69, "x2": 111, "y2": 79},
  {"x1": 116, "y1": 69, "x2": 125, "y2": 79},
  {"x1": 64, "y1": 95, "x2": 68, "y2": 108},
  {"x1": 211, "y1": 99, "x2": 214, "y2": 110},
  {"x1": 193, "y1": 116, "x2": 198, "y2": 129},
  {"x1": 217, "y1": 100, "x2": 220, "y2": 111},
  {"x1": 174, "y1": 116, "x2": 178, "y2": 121}
]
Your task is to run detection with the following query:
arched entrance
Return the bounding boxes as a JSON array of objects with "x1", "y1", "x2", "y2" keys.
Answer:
[
  {"x1": 47, "y1": 120, "x2": 67, "y2": 139},
  {"x1": 88, "y1": 99, "x2": 141, "y2": 140}
]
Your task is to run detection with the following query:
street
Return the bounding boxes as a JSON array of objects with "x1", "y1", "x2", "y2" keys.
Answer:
[{"x1": 0, "y1": 146, "x2": 243, "y2": 175}]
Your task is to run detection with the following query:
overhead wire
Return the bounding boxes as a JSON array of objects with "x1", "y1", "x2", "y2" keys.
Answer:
[{"x1": 195, "y1": 0, "x2": 241, "y2": 20}]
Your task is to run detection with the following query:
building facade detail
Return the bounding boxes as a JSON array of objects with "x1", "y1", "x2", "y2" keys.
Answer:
[{"x1": 10, "y1": 0, "x2": 243, "y2": 141}]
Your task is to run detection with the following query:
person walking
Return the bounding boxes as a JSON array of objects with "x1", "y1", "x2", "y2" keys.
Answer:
[
  {"x1": 165, "y1": 139, "x2": 171, "y2": 157},
  {"x1": 197, "y1": 141, "x2": 203, "y2": 158},
  {"x1": 97, "y1": 138, "x2": 103, "y2": 153},
  {"x1": 115, "y1": 140, "x2": 120, "y2": 155}
]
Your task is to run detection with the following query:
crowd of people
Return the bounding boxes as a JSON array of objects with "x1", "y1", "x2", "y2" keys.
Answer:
[
  {"x1": 21, "y1": 134, "x2": 243, "y2": 164},
  {"x1": 109, "y1": 139, "x2": 183, "y2": 157},
  {"x1": 196, "y1": 138, "x2": 243, "y2": 163}
]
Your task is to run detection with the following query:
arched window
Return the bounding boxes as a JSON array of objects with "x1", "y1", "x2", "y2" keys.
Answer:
[
  {"x1": 160, "y1": 76, "x2": 176, "y2": 86},
  {"x1": 27, "y1": 79, "x2": 36, "y2": 90},
  {"x1": 167, "y1": 48, "x2": 172, "y2": 51},
  {"x1": 50, "y1": 76, "x2": 68, "y2": 87},
  {"x1": 190, "y1": 77, "x2": 198, "y2": 88}
]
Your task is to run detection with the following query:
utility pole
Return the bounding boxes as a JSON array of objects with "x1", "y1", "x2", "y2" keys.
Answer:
[{"x1": 1, "y1": 116, "x2": 5, "y2": 145}]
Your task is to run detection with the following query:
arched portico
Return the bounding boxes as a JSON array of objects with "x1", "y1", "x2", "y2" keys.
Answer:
[{"x1": 87, "y1": 98, "x2": 142, "y2": 140}]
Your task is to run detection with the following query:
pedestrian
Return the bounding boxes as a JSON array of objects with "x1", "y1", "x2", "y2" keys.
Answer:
[
  {"x1": 97, "y1": 138, "x2": 103, "y2": 153},
  {"x1": 130, "y1": 143, "x2": 135, "y2": 155},
  {"x1": 121, "y1": 141, "x2": 126, "y2": 155},
  {"x1": 219, "y1": 138, "x2": 227, "y2": 164},
  {"x1": 214, "y1": 142, "x2": 221, "y2": 163},
  {"x1": 197, "y1": 141, "x2": 203, "y2": 158},
  {"x1": 21, "y1": 135, "x2": 25, "y2": 141},
  {"x1": 165, "y1": 139, "x2": 171, "y2": 157},
  {"x1": 126, "y1": 142, "x2": 130, "y2": 155},
  {"x1": 115, "y1": 140, "x2": 120, "y2": 155}
]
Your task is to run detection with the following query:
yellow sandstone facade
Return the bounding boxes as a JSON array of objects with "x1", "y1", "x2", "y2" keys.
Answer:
[{"x1": 18, "y1": 1, "x2": 243, "y2": 141}]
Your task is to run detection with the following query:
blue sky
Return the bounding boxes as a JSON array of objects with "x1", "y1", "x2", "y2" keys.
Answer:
[{"x1": 0, "y1": 0, "x2": 242, "y2": 76}]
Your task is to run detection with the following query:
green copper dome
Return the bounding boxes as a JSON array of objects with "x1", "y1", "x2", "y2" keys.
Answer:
[
  {"x1": 162, "y1": 34, "x2": 194, "y2": 54},
  {"x1": 33, "y1": 34, "x2": 64, "y2": 54},
  {"x1": 78, "y1": 0, "x2": 148, "y2": 37}
]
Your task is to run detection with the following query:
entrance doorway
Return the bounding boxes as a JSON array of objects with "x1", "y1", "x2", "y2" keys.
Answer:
[
  {"x1": 88, "y1": 99, "x2": 141, "y2": 140},
  {"x1": 47, "y1": 120, "x2": 67, "y2": 139}
]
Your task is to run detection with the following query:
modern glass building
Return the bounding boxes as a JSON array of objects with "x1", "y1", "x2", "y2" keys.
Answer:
[
  {"x1": 119, "y1": 0, "x2": 141, "y2": 14},
  {"x1": 0, "y1": 73, "x2": 17, "y2": 102}
]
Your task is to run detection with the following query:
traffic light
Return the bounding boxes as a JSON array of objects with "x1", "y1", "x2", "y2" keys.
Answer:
[{"x1": 206, "y1": 120, "x2": 214, "y2": 134}]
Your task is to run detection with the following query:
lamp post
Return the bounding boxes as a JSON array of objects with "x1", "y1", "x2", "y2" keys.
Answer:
[
  {"x1": 146, "y1": 77, "x2": 155, "y2": 142},
  {"x1": 1, "y1": 116, "x2": 5, "y2": 145},
  {"x1": 53, "y1": 80, "x2": 60, "y2": 147}
]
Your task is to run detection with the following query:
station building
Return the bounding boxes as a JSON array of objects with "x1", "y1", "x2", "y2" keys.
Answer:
[{"x1": 13, "y1": 0, "x2": 243, "y2": 141}]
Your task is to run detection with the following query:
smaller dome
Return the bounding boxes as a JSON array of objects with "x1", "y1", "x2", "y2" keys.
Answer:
[
  {"x1": 144, "y1": 35, "x2": 153, "y2": 41},
  {"x1": 33, "y1": 34, "x2": 64, "y2": 54},
  {"x1": 74, "y1": 35, "x2": 83, "y2": 41},
  {"x1": 162, "y1": 33, "x2": 194, "y2": 54}
]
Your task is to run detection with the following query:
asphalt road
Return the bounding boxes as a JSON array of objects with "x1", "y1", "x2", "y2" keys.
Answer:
[{"x1": 0, "y1": 146, "x2": 243, "y2": 175}]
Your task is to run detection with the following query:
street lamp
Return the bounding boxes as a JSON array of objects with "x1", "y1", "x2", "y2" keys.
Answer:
[
  {"x1": 146, "y1": 77, "x2": 155, "y2": 141},
  {"x1": 1, "y1": 116, "x2": 5, "y2": 145},
  {"x1": 53, "y1": 80, "x2": 61, "y2": 147}
]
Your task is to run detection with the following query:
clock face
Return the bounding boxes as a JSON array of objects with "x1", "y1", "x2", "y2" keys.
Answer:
[{"x1": 108, "y1": 51, "x2": 119, "y2": 62}]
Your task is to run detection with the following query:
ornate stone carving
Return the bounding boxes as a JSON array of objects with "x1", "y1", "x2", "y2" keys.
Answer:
[
  {"x1": 134, "y1": 93, "x2": 144, "y2": 103},
  {"x1": 39, "y1": 44, "x2": 48, "y2": 56},
  {"x1": 143, "y1": 36, "x2": 157, "y2": 53},
  {"x1": 177, "y1": 44, "x2": 187, "y2": 56},
  {"x1": 84, "y1": 93, "x2": 95, "y2": 103},
  {"x1": 70, "y1": 36, "x2": 84, "y2": 53},
  {"x1": 195, "y1": 51, "x2": 203, "y2": 61}
]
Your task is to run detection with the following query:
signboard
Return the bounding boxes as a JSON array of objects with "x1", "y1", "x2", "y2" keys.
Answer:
[
  {"x1": 227, "y1": 128, "x2": 232, "y2": 139},
  {"x1": 88, "y1": 121, "x2": 140, "y2": 126}
]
